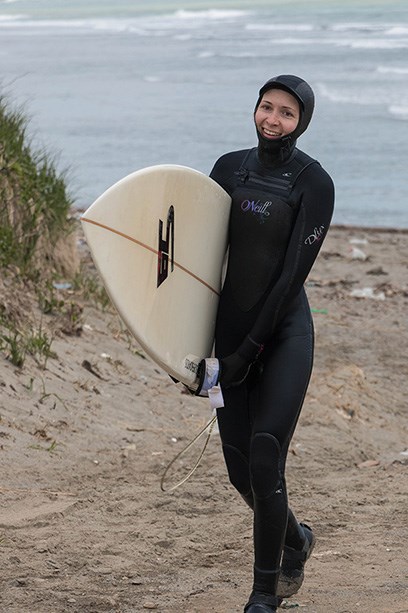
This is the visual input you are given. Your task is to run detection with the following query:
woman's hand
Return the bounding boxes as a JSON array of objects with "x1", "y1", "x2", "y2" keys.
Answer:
[
  {"x1": 219, "y1": 335, "x2": 264, "y2": 388},
  {"x1": 219, "y1": 352, "x2": 252, "y2": 388}
]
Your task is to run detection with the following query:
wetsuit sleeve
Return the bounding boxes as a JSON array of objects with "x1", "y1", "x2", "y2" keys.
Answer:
[{"x1": 247, "y1": 165, "x2": 335, "y2": 347}]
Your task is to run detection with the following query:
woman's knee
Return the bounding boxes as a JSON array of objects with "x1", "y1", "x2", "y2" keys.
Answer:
[
  {"x1": 222, "y1": 432, "x2": 286, "y2": 502},
  {"x1": 250, "y1": 432, "x2": 283, "y2": 499}
]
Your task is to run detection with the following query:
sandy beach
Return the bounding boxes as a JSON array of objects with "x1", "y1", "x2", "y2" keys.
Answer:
[{"x1": 0, "y1": 224, "x2": 407, "y2": 613}]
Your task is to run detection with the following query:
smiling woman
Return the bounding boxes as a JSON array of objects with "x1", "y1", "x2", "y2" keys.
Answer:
[
  {"x1": 203, "y1": 74, "x2": 335, "y2": 612},
  {"x1": 255, "y1": 89, "x2": 300, "y2": 140}
]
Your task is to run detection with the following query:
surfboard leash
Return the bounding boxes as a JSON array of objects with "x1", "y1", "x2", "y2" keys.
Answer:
[{"x1": 160, "y1": 414, "x2": 217, "y2": 493}]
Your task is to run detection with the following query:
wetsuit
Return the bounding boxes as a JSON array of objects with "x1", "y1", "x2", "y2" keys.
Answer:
[{"x1": 209, "y1": 75, "x2": 335, "y2": 604}]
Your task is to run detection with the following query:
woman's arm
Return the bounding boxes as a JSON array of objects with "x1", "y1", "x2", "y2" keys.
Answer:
[{"x1": 249, "y1": 165, "x2": 335, "y2": 344}]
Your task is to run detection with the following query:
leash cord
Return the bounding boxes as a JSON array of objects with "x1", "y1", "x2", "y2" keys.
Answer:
[{"x1": 160, "y1": 414, "x2": 217, "y2": 492}]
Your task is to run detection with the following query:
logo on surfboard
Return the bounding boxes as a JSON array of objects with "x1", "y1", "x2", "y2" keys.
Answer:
[{"x1": 157, "y1": 205, "x2": 175, "y2": 287}]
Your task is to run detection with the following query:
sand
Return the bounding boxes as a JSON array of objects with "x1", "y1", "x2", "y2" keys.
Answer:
[{"x1": 0, "y1": 225, "x2": 407, "y2": 613}]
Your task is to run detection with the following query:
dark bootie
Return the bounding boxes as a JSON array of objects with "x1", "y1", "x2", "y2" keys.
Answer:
[
  {"x1": 244, "y1": 590, "x2": 281, "y2": 612},
  {"x1": 277, "y1": 522, "x2": 316, "y2": 598},
  {"x1": 244, "y1": 566, "x2": 282, "y2": 612}
]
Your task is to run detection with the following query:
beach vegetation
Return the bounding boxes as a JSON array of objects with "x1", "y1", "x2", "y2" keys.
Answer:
[
  {"x1": 72, "y1": 268, "x2": 111, "y2": 311},
  {"x1": 0, "y1": 308, "x2": 56, "y2": 369},
  {"x1": 0, "y1": 96, "x2": 76, "y2": 278},
  {"x1": 29, "y1": 439, "x2": 58, "y2": 453},
  {"x1": 0, "y1": 95, "x2": 79, "y2": 367},
  {"x1": 0, "y1": 95, "x2": 111, "y2": 369}
]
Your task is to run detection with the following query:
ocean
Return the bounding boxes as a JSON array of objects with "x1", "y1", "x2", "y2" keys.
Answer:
[{"x1": 0, "y1": 0, "x2": 407, "y2": 227}]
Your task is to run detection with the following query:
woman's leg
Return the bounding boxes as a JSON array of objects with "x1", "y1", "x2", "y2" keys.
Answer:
[
  {"x1": 249, "y1": 329, "x2": 314, "y2": 596},
  {"x1": 215, "y1": 288, "x2": 314, "y2": 608}
]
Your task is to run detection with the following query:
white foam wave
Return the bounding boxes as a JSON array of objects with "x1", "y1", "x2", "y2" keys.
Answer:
[
  {"x1": 0, "y1": 13, "x2": 26, "y2": 21},
  {"x1": 386, "y1": 26, "x2": 408, "y2": 36},
  {"x1": 346, "y1": 39, "x2": 408, "y2": 49},
  {"x1": 327, "y1": 22, "x2": 408, "y2": 48},
  {"x1": 174, "y1": 33, "x2": 193, "y2": 41},
  {"x1": 143, "y1": 76, "x2": 162, "y2": 83},
  {"x1": 197, "y1": 51, "x2": 215, "y2": 58},
  {"x1": 92, "y1": 20, "x2": 145, "y2": 34},
  {"x1": 256, "y1": 37, "x2": 321, "y2": 46},
  {"x1": 317, "y1": 83, "x2": 376, "y2": 105},
  {"x1": 0, "y1": 8, "x2": 250, "y2": 34},
  {"x1": 174, "y1": 9, "x2": 250, "y2": 20},
  {"x1": 319, "y1": 83, "x2": 408, "y2": 109},
  {"x1": 389, "y1": 105, "x2": 408, "y2": 120},
  {"x1": 246, "y1": 23, "x2": 314, "y2": 32},
  {"x1": 242, "y1": 33, "x2": 407, "y2": 50},
  {"x1": 0, "y1": 17, "x2": 95, "y2": 28},
  {"x1": 221, "y1": 51, "x2": 259, "y2": 58},
  {"x1": 377, "y1": 65, "x2": 408, "y2": 75},
  {"x1": 0, "y1": 16, "x2": 165, "y2": 34},
  {"x1": 330, "y1": 22, "x2": 388, "y2": 33}
]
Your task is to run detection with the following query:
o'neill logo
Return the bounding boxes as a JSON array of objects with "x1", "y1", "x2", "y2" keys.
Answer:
[
  {"x1": 157, "y1": 205, "x2": 175, "y2": 287},
  {"x1": 305, "y1": 225, "x2": 325, "y2": 246},
  {"x1": 241, "y1": 199, "x2": 272, "y2": 223}
]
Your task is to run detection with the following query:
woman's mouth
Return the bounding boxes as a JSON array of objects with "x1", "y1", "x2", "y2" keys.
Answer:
[{"x1": 262, "y1": 128, "x2": 281, "y2": 139}]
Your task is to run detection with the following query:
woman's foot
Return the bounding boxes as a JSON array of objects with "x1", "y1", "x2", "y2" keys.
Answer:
[
  {"x1": 277, "y1": 522, "x2": 316, "y2": 598},
  {"x1": 244, "y1": 591, "x2": 281, "y2": 612}
]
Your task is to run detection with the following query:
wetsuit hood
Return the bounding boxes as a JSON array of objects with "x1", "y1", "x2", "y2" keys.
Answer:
[{"x1": 254, "y1": 74, "x2": 315, "y2": 164}]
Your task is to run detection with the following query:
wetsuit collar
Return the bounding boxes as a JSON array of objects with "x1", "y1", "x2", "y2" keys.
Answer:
[{"x1": 256, "y1": 133, "x2": 295, "y2": 167}]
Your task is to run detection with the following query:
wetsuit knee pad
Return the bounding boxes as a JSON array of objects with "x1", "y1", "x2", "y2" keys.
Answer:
[
  {"x1": 222, "y1": 444, "x2": 251, "y2": 498},
  {"x1": 250, "y1": 432, "x2": 282, "y2": 498}
]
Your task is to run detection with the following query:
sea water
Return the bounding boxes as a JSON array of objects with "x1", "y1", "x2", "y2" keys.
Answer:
[{"x1": 0, "y1": 0, "x2": 407, "y2": 227}]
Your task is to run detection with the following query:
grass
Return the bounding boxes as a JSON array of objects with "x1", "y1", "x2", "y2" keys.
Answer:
[
  {"x1": 0, "y1": 96, "x2": 75, "y2": 367},
  {"x1": 0, "y1": 96, "x2": 75, "y2": 277},
  {"x1": 29, "y1": 440, "x2": 59, "y2": 453},
  {"x1": 72, "y1": 266, "x2": 111, "y2": 311},
  {"x1": 0, "y1": 95, "x2": 112, "y2": 369},
  {"x1": 0, "y1": 308, "x2": 56, "y2": 369},
  {"x1": 0, "y1": 97, "x2": 62, "y2": 367}
]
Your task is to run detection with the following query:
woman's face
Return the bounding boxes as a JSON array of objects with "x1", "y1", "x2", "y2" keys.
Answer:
[{"x1": 255, "y1": 88, "x2": 300, "y2": 140}]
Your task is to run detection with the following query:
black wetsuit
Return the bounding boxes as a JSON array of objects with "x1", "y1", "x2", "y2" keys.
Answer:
[{"x1": 210, "y1": 141, "x2": 334, "y2": 597}]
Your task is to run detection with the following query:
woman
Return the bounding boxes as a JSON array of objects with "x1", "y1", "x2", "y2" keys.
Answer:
[{"x1": 208, "y1": 75, "x2": 335, "y2": 612}]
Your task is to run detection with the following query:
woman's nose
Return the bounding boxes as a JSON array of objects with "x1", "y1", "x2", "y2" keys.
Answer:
[{"x1": 267, "y1": 111, "x2": 279, "y2": 125}]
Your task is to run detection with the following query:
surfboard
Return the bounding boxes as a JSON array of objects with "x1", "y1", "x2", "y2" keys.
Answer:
[{"x1": 80, "y1": 164, "x2": 231, "y2": 390}]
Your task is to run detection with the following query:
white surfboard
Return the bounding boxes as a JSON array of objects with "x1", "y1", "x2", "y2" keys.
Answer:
[{"x1": 81, "y1": 165, "x2": 231, "y2": 389}]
